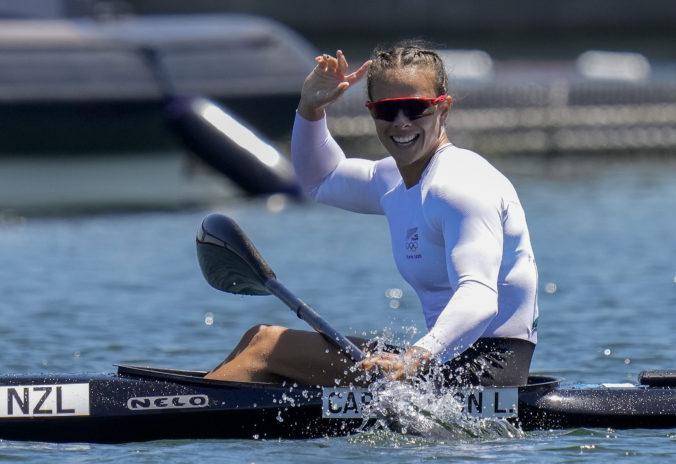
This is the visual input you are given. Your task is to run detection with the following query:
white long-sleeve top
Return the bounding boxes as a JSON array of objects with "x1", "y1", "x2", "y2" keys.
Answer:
[{"x1": 291, "y1": 113, "x2": 538, "y2": 362}]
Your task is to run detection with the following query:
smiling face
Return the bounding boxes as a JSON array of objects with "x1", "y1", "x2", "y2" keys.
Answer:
[{"x1": 370, "y1": 66, "x2": 450, "y2": 188}]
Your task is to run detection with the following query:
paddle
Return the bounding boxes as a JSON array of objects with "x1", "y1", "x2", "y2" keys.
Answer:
[{"x1": 196, "y1": 213, "x2": 365, "y2": 362}]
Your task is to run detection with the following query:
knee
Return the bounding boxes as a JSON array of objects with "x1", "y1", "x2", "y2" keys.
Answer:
[{"x1": 244, "y1": 324, "x2": 287, "y2": 349}]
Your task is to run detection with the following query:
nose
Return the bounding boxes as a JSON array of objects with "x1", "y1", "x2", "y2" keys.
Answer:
[{"x1": 391, "y1": 109, "x2": 412, "y2": 125}]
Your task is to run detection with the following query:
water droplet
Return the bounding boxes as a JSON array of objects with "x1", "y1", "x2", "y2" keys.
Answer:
[
  {"x1": 544, "y1": 282, "x2": 557, "y2": 294},
  {"x1": 603, "y1": 348, "x2": 611, "y2": 356},
  {"x1": 266, "y1": 194, "x2": 288, "y2": 213},
  {"x1": 624, "y1": 358, "x2": 631, "y2": 364},
  {"x1": 204, "y1": 312, "x2": 214, "y2": 325},
  {"x1": 386, "y1": 288, "x2": 403, "y2": 299}
]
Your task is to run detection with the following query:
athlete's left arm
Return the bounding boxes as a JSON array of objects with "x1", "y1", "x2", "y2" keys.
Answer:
[{"x1": 413, "y1": 188, "x2": 503, "y2": 359}]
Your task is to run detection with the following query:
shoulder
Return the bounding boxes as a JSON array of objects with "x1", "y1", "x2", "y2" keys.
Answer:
[
  {"x1": 374, "y1": 155, "x2": 398, "y2": 173},
  {"x1": 431, "y1": 145, "x2": 504, "y2": 182},
  {"x1": 425, "y1": 145, "x2": 516, "y2": 200},
  {"x1": 372, "y1": 156, "x2": 402, "y2": 193},
  {"x1": 421, "y1": 145, "x2": 514, "y2": 221}
]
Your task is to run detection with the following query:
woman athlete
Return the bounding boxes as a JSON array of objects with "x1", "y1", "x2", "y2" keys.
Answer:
[{"x1": 206, "y1": 42, "x2": 539, "y2": 387}]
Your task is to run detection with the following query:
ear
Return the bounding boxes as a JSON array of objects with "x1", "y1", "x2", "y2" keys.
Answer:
[
  {"x1": 442, "y1": 95, "x2": 452, "y2": 109},
  {"x1": 439, "y1": 95, "x2": 452, "y2": 121}
]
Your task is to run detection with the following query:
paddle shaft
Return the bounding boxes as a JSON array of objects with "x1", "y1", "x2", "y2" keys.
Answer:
[{"x1": 265, "y1": 278, "x2": 365, "y2": 362}]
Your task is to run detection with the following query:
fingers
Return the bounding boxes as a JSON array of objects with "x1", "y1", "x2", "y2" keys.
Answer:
[
  {"x1": 337, "y1": 50, "x2": 348, "y2": 74},
  {"x1": 346, "y1": 59, "x2": 371, "y2": 84},
  {"x1": 313, "y1": 55, "x2": 328, "y2": 73},
  {"x1": 357, "y1": 348, "x2": 433, "y2": 382},
  {"x1": 314, "y1": 53, "x2": 339, "y2": 73},
  {"x1": 301, "y1": 50, "x2": 368, "y2": 117},
  {"x1": 358, "y1": 353, "x2": 405, "y2": 379},
  {"x1": 314, "y1": 51, "x2": 370, "y2": 84}
]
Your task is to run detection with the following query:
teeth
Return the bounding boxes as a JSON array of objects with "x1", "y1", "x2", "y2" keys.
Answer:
[{"x1": 392, "y1": 134, "x2": 417, "y2": 144}]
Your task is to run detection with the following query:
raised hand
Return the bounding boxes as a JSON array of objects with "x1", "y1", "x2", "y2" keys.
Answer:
[{"x1": 297, "y1": 50, "x2": 370, "y2": 121}]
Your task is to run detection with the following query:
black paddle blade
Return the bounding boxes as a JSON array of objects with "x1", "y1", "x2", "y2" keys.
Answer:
[{"x1": 196, "y1": 214, "x2": 276, "y2": 295}]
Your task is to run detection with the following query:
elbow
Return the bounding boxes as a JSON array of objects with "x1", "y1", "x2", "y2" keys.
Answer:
[
  {"x1": 476, "y1": 298, "x2": 498, "y2": 325},
  {"x1": 483, "y1": 291, "x2": 499, "y2": 321},
  {"x1": 461, "y1": 279, "x2": 498, "y2": 312},
  {"x1": 302, "y1": 184, "x2": 321, "y2": 200},
  {"x1": 289, "y1": 159, "x2": 323, "y2": 198},
  {"x1": 487, "y1": 299, "x2": 499, "y2": 318}
]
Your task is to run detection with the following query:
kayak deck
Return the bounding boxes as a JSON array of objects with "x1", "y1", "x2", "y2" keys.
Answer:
[
  {"x1": 0, "y1": 366, "x2": 363, "y2": 442},
  {"x1": 0, "y1": 366, "x2": 673, "y2": 443}
]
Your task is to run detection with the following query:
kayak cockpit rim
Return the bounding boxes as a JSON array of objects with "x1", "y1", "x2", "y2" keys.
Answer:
[
  {"x1": 115, "y1": 364, "x2": 280, "y2": 388},
  {"x1": 116, "y1": 364, "x2": 561, "y2": 392},
  {"x1": 115, "y1": 364, "x2": 347, "y2": 389}
]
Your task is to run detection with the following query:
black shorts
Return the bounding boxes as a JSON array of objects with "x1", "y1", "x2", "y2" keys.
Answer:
[{"x1": 438, "y1": 338, "x2": 535, "y2": 387}]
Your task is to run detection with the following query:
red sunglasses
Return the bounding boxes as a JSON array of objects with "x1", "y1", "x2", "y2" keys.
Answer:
[{"x1": 365, "y1": 95, "x2": 448, "y2": 122}]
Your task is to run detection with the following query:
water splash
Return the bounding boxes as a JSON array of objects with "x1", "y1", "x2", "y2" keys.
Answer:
[
  {"x1": 358, "y1": 379, "x2": 523, "y2": 443},
  {"x1": 347, "y1": 332, "x2": 524, "y2": 444}
]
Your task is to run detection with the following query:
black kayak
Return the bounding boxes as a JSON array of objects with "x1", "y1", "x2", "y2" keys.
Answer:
[{"x1": 0, "y1": 365, "x2": 674, "y2": 443}]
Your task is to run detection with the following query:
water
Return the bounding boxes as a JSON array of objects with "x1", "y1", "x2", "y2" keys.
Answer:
[{"x1": 1, "y1": 155, "x2": 676, "y2": 461}]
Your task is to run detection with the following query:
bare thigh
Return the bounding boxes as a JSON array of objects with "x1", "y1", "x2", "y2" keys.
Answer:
[{"x1": 205, "y1": 325, "x2": 368, "y2": 386}]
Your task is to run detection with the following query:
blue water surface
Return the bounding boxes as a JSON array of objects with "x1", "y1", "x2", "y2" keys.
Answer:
[{"x1": 1, "y1": 155, "x2": 675, "y2": 462}]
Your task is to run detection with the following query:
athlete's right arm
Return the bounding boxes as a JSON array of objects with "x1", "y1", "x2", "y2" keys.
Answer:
[
  {"x1": 291, "y1": 113, "x2": 391, "y2": 214},
  {"x1": 292, "y1": 51, "x2": 395, "y2": 213}
]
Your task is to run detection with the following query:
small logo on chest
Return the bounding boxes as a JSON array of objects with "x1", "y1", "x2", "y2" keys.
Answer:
[{"x1": 405, "y1": 227, "x2": 422, "y2": 259}]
